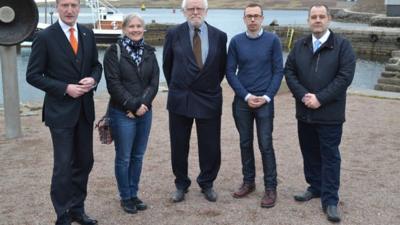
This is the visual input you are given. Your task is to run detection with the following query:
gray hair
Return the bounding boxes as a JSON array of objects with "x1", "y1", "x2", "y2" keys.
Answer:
[
  {"x1": 181, "y1": 0, "x2": 208, "y2": 10},
  {"x1": 122, "y1": 13, "x2": 145, "y2": 29}
]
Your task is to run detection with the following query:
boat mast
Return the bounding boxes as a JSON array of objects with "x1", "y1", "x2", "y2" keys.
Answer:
[{"x1": 85, "y1": 0, "x2": 100, "y2": 29}]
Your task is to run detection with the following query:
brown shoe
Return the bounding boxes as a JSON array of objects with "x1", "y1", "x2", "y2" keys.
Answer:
[
  {"x1": 232, "y1": 183, "x2": 255, "y2": 198},
  {"x1": 261, "y1": 189, "x2": 277, "y2": 208}
]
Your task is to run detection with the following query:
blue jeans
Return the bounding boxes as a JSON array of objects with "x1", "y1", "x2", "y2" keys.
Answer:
[
  {"x1": 298, "y1": 121, "x2": 342, "y2": 207},
  {"x1": 109, "y1": 107, "x2": 152, "y2": 200},
  {"x1": 232, "y1": 96, "x2": 277, "y2": 189}
]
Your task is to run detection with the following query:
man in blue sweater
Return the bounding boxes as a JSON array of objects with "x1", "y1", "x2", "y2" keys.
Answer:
[{"x1": 226, "y1": 3, "x2": 283, "y2": 208}]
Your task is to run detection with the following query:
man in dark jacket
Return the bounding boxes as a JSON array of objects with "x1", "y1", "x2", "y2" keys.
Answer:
[
  {"x1": 163, "y1": 0, "x2": 227, "y2": 203},
  {"x1": 284, "y1": 3, "x2": 356, "y2": 223},
  {"x1": 26, "y1": 0, "x2": 102, "y2": 224}
]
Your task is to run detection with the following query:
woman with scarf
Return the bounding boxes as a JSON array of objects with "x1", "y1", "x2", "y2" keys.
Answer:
[{"x1": 103, "y1": 13, "x2": 159, "y2": 214}]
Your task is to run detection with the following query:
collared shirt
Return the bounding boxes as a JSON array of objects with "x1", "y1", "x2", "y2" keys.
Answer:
[
  {"x1": 58, "y1": 19, "x2": 78, "y2": 43},
  {"x1": 188, "y1": 22, "x2": 209, "y2": 64},
  {"x1": 245, "y1": 28, "x2": 263, "y2": 39},
  {"x1": 312, "y1": 29, "x2": 330, "y2": 50}
]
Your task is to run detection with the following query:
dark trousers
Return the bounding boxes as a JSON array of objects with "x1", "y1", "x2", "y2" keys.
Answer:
[
  {"x1": 49, "y1": 111, "x2": 94, "y2": 219},
  {"x1": 298, "y1": 121, "x2": 342, "y2": 207},
  {"x1": 232, "y1": 96, "x2": 277, "y2": 189},
  {"x1": 169, "y1": 112, "x2": 221, "y2": 190}
]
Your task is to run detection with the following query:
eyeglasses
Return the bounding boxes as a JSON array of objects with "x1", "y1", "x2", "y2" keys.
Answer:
[
  {"x1": 244, "y1": 14, "x2": 263, "y2": 20},
  {"x1": 185, "y1": 7, "x2": 205, "y2": 13}
]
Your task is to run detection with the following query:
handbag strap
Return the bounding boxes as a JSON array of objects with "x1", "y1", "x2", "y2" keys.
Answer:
[{"x1": 116, "y1": 43, "x2": 121, "y2": 62}]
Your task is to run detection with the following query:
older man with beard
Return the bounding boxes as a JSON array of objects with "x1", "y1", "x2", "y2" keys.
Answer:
[{"x1": 163, "y1": 0, "x2": 227, "y2": 203}]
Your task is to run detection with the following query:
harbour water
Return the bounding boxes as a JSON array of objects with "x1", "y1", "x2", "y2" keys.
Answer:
[{"x1": 0, "y1": 8, "x2": 384, "y2": 104}]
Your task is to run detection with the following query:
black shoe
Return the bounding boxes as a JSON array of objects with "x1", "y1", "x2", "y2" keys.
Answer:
[
  {"x1": 201, "y1": 188, "x2": 217, "y2": 202},
  {"x1": 55, "y1": 212, "x2": 71, "y2": 225},
  {"x1": 324, "y1": 205, "x2": 341, "y2": 223},
  {"x1": 294, "y1": 190, "x2": 320, "y2": 202},
  {"x1": 172, "y1": 189, "x2": 187, "y2": 203},
  {"x1": 70, "y1": 212, "x2": 97, "y2": 225},
  {"x1": 131, "y1": 197, "x2": 147, "y2": 211},
  {"x1": 120, "y1": 199, "x2": 137, "y2": 214}
]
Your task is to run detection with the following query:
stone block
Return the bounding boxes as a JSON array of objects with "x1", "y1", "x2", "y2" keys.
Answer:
[
  {"x1": 381, "y1": 71, "x2": 398, "y2": 77},
  {"x1": 374, "y1": 83, "x2": 400, "y2": 92},
  {"x1": 374, "y1": 84, "x2": 383, "y2": 90},
  {"x1": 392, "y1": 51, "x2": 400, "y2": 58},
  {"x1": 378, "y1": 77, "x2": 400, "y2": 86},
  {"x1": 385, "y1": 62, "x2": 400, "y2": 72}
]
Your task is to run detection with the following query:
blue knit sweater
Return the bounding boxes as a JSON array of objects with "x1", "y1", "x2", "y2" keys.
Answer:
[{"x1": 226, "y1": 31, "x2": 283, "y2": 101}]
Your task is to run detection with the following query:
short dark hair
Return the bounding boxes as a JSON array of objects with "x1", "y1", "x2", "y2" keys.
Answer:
[
  {"x1": 244, "y1": 3, "x2": 263, "y2": 16},
  {"x1": 308, "y1": 3, "x2": 330, "y2": 17}
]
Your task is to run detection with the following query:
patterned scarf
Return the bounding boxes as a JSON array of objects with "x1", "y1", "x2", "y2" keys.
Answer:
[{"x1": 121, "y1": 36, "x2": 145, "y2": 66}]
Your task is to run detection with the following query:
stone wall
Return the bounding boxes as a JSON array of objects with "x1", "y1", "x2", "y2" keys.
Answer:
[
  {"x1": 144, "y1": 23, "x2": 175, "y2": 46},
  {"x1": 331, "y1": 8, "x2": 400, "y2": 27},
  {"x1": 375, "y1": 50, "x2": 400, "y2": 92},
  {"x1": 266, "y1": 25, "x2": 400, "y2": 57},
  {"x1": 370, "y1": 15, "x2": 400, "y2": 27}
]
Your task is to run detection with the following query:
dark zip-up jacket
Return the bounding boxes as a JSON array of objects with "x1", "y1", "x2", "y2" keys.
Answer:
[
  {"x1": 284, "y1": 30, "x2": 356, "y2": 124},
  {"x1": 104, "y1": 41, "x2": 159, "y2": 114}
]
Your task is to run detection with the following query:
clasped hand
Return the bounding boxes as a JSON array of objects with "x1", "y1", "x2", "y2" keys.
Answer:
[
  {"x1": 302, "y1": 93, "x2": 321, "y2": 109},
  {"x1": 66, "y1": 77, "x2": 96, "y2": 98},
  {"x1": 126, "y1": 104, "x2": 148, "y2": 118},
  {"x1": 247, "y1": 95, "x2": 267, "y2": 108}
]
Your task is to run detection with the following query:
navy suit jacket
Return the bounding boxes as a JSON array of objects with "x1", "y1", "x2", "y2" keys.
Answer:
[
  {"x1": 162, "y1": 22, "x2": 227, "y2": 119},
  {"x1": 26, "y1": 22, "x2": 102, "y2": 128}
]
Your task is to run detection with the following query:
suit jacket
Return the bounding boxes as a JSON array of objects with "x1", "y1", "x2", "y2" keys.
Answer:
[
  {"x1": 163, "y1": 22, "x2": 227, "y2": 119},
  {"x1": 26, "y1": 21, "x2": 102, "y2": 128}
]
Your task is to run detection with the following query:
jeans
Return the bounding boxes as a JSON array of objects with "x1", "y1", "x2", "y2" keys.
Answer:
[
  {"x1": 232, "y1": 96, "x2": 277, "y2": 189},
  {"x1": 109, "y1": 106, "x2": 152, "y2": 200},
  {"x1": 298, "y1": 121, "x2": 343, "y2": 207}
]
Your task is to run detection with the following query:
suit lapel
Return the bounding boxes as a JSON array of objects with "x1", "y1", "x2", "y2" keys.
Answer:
[
  {"x1": 78, "y1": 24, "x2": 91, "y2": 61},
  {"x1": 179, "y1": 23, "x2": 198, "y2": 68},
  {"x1": 78, "y1": 24, "x2": 90, "y2": 72}
]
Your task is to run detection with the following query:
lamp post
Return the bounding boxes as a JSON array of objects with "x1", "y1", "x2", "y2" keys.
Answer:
[
  {"x1": 0, "y1": 0, "x2": 39, "y2": 139},
  {"x1": 0, "y1": 5, "x2": 21, "y2": 138}
]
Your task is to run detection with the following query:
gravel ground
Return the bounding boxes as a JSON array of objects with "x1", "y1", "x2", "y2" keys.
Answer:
[{"x1": 1, "y1": 84, "x2": 399, "y2": 225}]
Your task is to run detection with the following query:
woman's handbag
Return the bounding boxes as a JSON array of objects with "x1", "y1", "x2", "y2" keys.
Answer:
[{"x1": 95, "y1": 101, "x2": 113, "y2": 144}]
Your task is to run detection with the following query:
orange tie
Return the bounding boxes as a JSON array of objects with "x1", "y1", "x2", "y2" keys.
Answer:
[{"x1": 69, "y1": 27, "x2": 78, "y2": 55}]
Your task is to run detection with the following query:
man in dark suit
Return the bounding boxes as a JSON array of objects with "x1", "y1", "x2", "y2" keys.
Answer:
[
  {"x1": 26, "y1": 0, "x2": 102, "y2": 224},
  {"x1": 162, "y1": 0, "x2": 227, "y2": 203}
]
